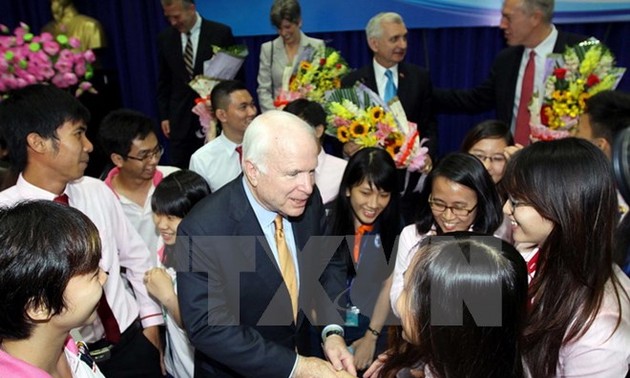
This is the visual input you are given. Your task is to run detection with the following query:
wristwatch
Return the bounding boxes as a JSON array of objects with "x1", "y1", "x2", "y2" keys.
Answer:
[{"x1": 321, "y1": 324, "x2": 344, "y2": 342}]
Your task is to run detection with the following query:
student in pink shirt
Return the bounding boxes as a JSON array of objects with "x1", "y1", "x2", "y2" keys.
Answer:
[{"x1": 0, "y1": 201, "x2": 107, "y2": 378}]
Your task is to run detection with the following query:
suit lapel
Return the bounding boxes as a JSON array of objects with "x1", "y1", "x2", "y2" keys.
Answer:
[
  {"x1": 396, "y1": 63, "x2": 412, "y2": 108},
  {"x1": 195, "y1": 21, "x2": 213, "y2": 74}
]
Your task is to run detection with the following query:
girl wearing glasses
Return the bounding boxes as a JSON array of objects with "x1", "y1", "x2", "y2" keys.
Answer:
[
  {"x1": 390, "y1": 153, "x2": 503, "y2": 312},
  {"x1": 460, "y1": 120, "x2": 514, "y2": 185},
  {"x1": 327, "y1": 147, "x2": 402, "y2": 372},
  {"x1": 461, "y1": 120, "x2": 516, "y2": 242},
  {"x1": 502, "y1": 138, "x2": 630, "y2": 377}
]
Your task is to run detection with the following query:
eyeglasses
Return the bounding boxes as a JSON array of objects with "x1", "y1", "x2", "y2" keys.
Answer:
[
  {"x1": 507, "y1": 195, "x2": 529, "y2": 214},
  {"x1": 471, "y1": 153, "x2": 507, "y2": 164},
  {"x1": 428, "y1": 195, "x2": 478, "y2": 216},
  {"x1": 126, "y1": 145, "x2": 164, "y2": 162}
]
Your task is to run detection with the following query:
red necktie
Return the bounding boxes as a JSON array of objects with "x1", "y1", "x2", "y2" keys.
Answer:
[
  {"x1": 53, "y1": 194, "x2": 121, "y2": 344},
  {"x1": 235, "y1": 145, "x2": 243, "y2": 163},
  {"x1": 515, "y1": 50, "x2": 536, "y2": 146},
  {"x1": 352, "y1": 224, "x2": 374, "y2": 263}
]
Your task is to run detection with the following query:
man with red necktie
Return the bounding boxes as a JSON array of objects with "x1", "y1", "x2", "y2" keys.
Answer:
[{"x1": 0, "y1": 84, "x2": 164, "y2": 377}]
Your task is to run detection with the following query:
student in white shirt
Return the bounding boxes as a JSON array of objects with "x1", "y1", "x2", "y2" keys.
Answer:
[
  {"x1": 189, "y1": 80, "x2": 257, "y2": 192},
  {"x1": 144, "y1": 170, "x2": 210, "y2": 378}
]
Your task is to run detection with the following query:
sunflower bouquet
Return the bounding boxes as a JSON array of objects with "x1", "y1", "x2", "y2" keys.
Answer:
[
  {"x1": 274, "y1": 45, "x2": 349, "y2": 107},
  {"x1": 529, "y1": 37, "x2": 625, "y2": 141},
  {"x1": 325, "y1": 83, "x2": 428, "y2": 171}
]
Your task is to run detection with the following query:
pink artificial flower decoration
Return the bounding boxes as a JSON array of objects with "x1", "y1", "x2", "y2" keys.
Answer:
[{"x1": 68, "y1": 37, "x2": 81, "y2": 49}]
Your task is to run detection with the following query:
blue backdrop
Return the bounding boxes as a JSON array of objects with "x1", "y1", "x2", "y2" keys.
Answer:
[{"x1": 2, "y1": 0, "x2": 629, "y2": 158}]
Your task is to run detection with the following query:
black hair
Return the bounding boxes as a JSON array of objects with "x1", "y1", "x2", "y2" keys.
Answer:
[
  {"x1": 584, "y1": 90, "x2": 630, "y2": 145},
  {"x1": 329, "y1": 147, "x2": 401, "y2": 274},
  {"x1": 0, "y1": 84, "x2": 90, "y2": 172},
  {"x1": 210, "y1": 80, "x2": 248, "y2": 113},
  {"x1": 381, "y1": 233, "x2": 527, "y2": 378},
  {"x1": 0, "y1": 200, "x2": 101, "y2": 340},
  {"x1": 460, "y1": 119, "x2": 514, "y2": 152},
  {"x1": 502, "y1": 138, "x2": 625, "y2": 376},
  {"x1": 415, "y1": 152, "x2": 502, "y2": 235},
  {"x1": 284, "y1": 99, "x2": 327, "y2": 128},
  {"x1": 98, "y1": 109, "x2": 156, "y2": 157},
  {"x1": 151, "y1": 170, "x2": 210, "y2": 218}
]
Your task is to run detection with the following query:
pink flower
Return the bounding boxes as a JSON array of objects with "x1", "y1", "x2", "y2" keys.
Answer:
[
  {"x1": 83, "y1": 49, "x2": 95, "y2": 62},
  {"x1": 68, "y1": 37, "x2": 81, "y2": 49},
  {"x1": 54, "y1": 56, "x2": 73, "y2": 74},
  {"x1": 1, "y1": 23, "x2": 96, "y2": 97},
  {"x1": 43, "y1": 40, "x2": 60, "y2": 56},
  {"x1": 74, "y1": 60, "x2": 87, "y2": 76}
]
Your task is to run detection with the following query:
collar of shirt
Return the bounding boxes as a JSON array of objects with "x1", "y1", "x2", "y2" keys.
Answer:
[
  {"x1": 373, "y1": 59, "x2": 399, "y2": 101},
  {"x1": 181, "y1": 12, "x2": 202, "y2": 55},
  {"x1": 315, "y1": 148, "x2": 326, "y2": 175},
  {"x1": 15, "y1": 173, "x2": 69, "y2": 201},
  {"x1": 216, "y1": 132, "x2": 241, "y2": 157},
  {"x1": 241, "y1": 177, "x2": 300, "y2": 279},
  {"x1": 103, "y1": 166, "x2": 164, "y2": 199}
]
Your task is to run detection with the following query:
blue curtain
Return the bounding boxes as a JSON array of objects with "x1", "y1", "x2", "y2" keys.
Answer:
[{"x1": 2, "y1": 0, "x2": 629, "y2": 156}]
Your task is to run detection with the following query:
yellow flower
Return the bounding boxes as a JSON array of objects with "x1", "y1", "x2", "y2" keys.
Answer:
[
  {"x1": 300, "y1": 61, "x2": 312, "y2": 71},
  {"x1": 349, "y1": 121, "x2": 369, "y2": 139},
  {"x1": 337, "y1": 126, "x2": 350, "y2": 143},
  {"x1": 369, "y1": 106, "x2": 384, "y2": 123}
]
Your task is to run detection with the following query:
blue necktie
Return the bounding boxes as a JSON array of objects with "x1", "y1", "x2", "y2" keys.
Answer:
[{"x1": 384, "y1": 69, "x2": 397, "y2": 102}]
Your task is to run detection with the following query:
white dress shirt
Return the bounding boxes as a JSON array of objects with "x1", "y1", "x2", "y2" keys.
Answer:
[
  {"x1": 373, "y1": 59, "x2": 399, "y2": 102},
  {"x1": 189, "y1": 133, "x2": 242, "y2": 192},
  {"x1": 511, "y1": 25, "x2": 558, "y2": 133},
  {"x1": 315, "y1": 149, "x2": 347, "y2": 205}
]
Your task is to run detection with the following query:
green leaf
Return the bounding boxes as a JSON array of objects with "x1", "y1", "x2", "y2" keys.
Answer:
[{"x1": 29, "y1": 42, "x2": 41, "y2": 52}]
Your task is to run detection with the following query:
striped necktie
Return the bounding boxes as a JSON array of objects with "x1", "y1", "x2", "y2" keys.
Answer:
[{"x1": 184, "y1": 32, "x2": 194, "y2": 78}]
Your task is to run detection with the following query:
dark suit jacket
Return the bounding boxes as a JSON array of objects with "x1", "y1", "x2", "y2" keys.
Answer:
[
  {"x1": 433, "y1": 30, "x2": 587, "y2": 124},
  {"x1": 157, "y1": 19, "x2": 235, "y2": 141},
  {"x1": 175, "y1": 176, "x2": 347, "y2": 377},
  {"x1": 341, "y1": 62, "x2": 438, "y2": 155}
]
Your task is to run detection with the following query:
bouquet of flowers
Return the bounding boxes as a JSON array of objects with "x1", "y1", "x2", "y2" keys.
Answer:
[
  {"x1": 189, "y1": 44, "x2": 248, "y2": 141},
  {"x1": 325, "y1": 83, "x2": 429, "y2": 171},
  {"x1": 0, "y1": 23, "x2": 96, "y2": 99},
  {"x1": 529, "y1": 37, "x2": 626, "y2": 141},
  {"x1": 274, "y1": 45, "x2": 349, "y2": 107}
]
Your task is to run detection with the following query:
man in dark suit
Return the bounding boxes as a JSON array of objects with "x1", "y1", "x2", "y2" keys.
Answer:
[
  {"x1": 157, "y1": 0, "x2": 236, "y2": 168},
  {"x1": 341, "y1": 12, "x2": 437, "y2": 223},
  {"x1": 434, "y1": 0, "x2": 586, "y2": 144},
  {"x1": 175, "y1": 111, "x2": 356, "y2": 377}
]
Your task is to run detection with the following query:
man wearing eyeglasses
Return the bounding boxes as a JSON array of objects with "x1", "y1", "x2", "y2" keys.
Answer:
[
  {"x1": 99, "y1": 109, "x2": 179, "y2": 254},
  {"x1": 0, "y1": 85, "x2": 165, "y2": 376}
]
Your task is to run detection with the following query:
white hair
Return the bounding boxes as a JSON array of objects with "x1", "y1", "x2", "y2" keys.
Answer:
[
  {"x1": 365, "y1": 12, "x2": 405, "y2": 40},
  {"x1": 242, "y1": 110, "x2": 316, "y2": 173}
]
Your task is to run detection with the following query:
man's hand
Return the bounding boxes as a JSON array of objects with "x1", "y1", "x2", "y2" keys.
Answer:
[
  {"x1": 323, "y1": 334, "x2": 357, "y2": 376},
  {"x1": 294, "y1": 356, "x2": 340, "y2": 378},
  {"x1": 161, "y1": 120, "x2": 171, "y2": 139},
  {"x1": 343, "y1": 142, "x2": 361, "y2": 158}
]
